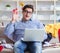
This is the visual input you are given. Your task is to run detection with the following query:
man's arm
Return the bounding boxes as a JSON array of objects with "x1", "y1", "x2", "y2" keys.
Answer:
[
  {"x1": 4, "y1": 8, "x2": 18, "y2": 42},
  {"x1": 4, "y1": 22, "x2": 15, "y2": 42}
]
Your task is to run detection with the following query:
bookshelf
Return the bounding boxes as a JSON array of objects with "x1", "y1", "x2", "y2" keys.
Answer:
[{"x1": 0, "y1": 0, "x2": 60, "y2": 27}]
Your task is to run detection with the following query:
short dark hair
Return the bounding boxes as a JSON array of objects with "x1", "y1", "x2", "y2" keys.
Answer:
[{"x1": 22, "y1": 4, "x2": 34, "y2": 12}]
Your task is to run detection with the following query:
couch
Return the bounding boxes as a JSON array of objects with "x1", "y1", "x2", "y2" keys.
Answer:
[{"x1": 0, "y1": 27, "x2": 59, "y2": 53}]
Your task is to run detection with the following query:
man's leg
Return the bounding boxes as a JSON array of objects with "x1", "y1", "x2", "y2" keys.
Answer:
[
  {"x1": 14, "y1": 40, "x2": 27, "y2": 53},
  {"x1": 29, "y1": 42, "x2": 42, "y2": 53}
]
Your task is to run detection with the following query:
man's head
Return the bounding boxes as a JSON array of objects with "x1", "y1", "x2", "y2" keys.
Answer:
[{"x1": 22, "y1": 4, "x2": 34, "y2": 21}]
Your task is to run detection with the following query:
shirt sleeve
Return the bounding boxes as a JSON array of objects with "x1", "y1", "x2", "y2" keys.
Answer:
[
  {"x1": 4, "y1": 22, "x2": 15, "y2": 41},
  {"x1": 36, "y1": 20, "x2": 47, "y2": 40}
]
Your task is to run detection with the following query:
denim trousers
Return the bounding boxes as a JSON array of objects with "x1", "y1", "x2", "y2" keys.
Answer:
[{"x1": 14, "y1": 40, "x2": 42, "y2": 53}]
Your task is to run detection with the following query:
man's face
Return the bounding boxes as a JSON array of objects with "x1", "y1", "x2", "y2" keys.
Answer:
[{"x1": 22, "y1": 8, "x2": 33, "y2": 21}]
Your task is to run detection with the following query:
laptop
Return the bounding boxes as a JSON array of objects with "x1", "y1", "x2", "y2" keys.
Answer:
[{"x1": 23, "y1": 29, "x2": 45, "y2": 42}]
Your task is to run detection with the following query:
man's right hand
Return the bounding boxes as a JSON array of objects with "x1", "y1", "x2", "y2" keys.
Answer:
[{"x1": 12, "y1": 8, "x2": 18, "y2": 23}]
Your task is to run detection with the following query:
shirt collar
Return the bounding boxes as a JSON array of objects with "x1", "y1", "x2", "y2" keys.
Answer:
[{"x1": 21, "y1": 19, "x2": 32, "y2": 22}]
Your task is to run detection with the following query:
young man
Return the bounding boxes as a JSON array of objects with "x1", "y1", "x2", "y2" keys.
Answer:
[{"x1": 4, "y1": 5, "x2": 47, "y2": 53}]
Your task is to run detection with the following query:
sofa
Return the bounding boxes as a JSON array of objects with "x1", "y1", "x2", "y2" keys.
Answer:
[
  {"x1": 0, "y1": 27, "x2": 59, "y2": 53},
  {"x1": 0, "y1": 27, "x2": 14, "y2": 53}
]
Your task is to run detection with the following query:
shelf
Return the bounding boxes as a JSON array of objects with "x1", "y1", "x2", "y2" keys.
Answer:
[
  {"x1": 0, "y1": 0, "x2": 60, "y2": 25},
  {"x1": 18, "y1": 1, "x2": 36, "y2": 9},
  {"x1": 37, "y1": 0, "x2": 54, "y2": 1},
  {"x1": 19, "y1": 0, "x2": 36, "y2": 1},
  {"x1": 40, "y1": 20, "x2": 54, "y2": 24},
  {"x1": 56, "y1": 9, "x2": 60, "y2": 11},
  {"x1": 37, "y1": 10, "x2": 54, "y2": 12},
  {"x1": 0, "y1": 19, "x2": 11, "y2": 21},
  {"x1": 0, "y1": 8, "x2": 16, "y2": 11},
  {"x1": 0, "y1": 1, "x2": 17, "y2": 12},
  {"x1": 56, "y1": 0, "x2": 60, "y2": 4},
  {"x1": 0, "y1": 0, "x2": 35, "y2": 2},
  {"x1": 37, "y1": 11, "x2": 54, "y2": 15},
  {"x1": 56, "y1": 12, "x2": 60, "y2": 14},
  {"x1": 56, "y1": 20, "x2": 60, "y2": 23},
  {"x1": 37, "y1": 1, "x2": 54, "y2": 6}
]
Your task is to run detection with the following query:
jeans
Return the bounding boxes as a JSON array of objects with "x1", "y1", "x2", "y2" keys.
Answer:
[{"x1": 14, "y1": 40, "x2": 42, "y2": 53}]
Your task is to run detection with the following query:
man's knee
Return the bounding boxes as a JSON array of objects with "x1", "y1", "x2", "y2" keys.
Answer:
[
  {"x1": 14, "y1": 40, "x2": 27, "y2": 50},
  {"x1": 30, "y1": 42, "x2": 42, "y2": 53},
  {"x1": 14, "y1": 40, "x2": 21, "y2": 49},
  {"x1": 31, "y1": 42, "x2": 42, "y2": 50}
]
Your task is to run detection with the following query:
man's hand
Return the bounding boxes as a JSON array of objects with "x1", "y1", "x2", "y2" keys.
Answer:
[{"x1": 12, "y1": 8, "x2": 18, "y2": 23}]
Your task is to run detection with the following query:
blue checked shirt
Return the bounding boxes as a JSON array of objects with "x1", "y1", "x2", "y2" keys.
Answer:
[{"x1": 4, "y1": 19, "x2": 47, "y2": 42}]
